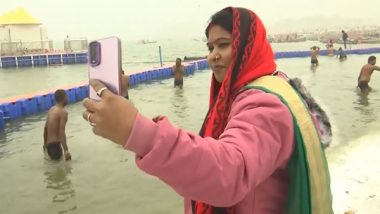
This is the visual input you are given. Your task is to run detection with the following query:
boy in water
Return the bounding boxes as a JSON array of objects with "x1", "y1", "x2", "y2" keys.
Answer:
[
  {"x1": 172, "y1": 58, "x2": 184, "y2": 89},
  {"x1": 43, "y1": 89, "x2": 71, "y2": 161},
  {"x1": 337, "y1": 47, "x2": 347, "y2": 61},
  {"x1": 310, "y1": 46, "x2": 320, "y2": 66},
  {"x1": 357, "y1": 56, "x2": 380, "y2": 93},
  {"x1": 121, "y1": 69, "x2": 129, "y2": 99},
  {"x1": 326, "y1": 39, "x2": 334, "y2": 56}
]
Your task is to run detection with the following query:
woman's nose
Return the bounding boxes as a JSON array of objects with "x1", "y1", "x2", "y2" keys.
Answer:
[{"x1": 209, "y1": 49, "x2": 219, "y2": 61}]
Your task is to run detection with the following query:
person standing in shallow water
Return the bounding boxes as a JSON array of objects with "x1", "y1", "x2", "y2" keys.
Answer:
[
  {"x1": 357, "y1": 55, "x2": 380, "y2": 93},
  {"x1": 173, "y1": 58, "x2": 184, "y2": 89},
  {"x1": 337, "y1": 47, "x2": 347, "y2": 61},
  {"x1": 121, "y1": 69, "x2": 129, "y2": 99},
  {"x1": 82, "y1": 7, "x2": 333, "y2": 214},
  {"x1": 326, "y1": 39, "x2": 334, "y2": 56},
  {"x1": 310, "y1": 46, "x2": 320, "y2": 66},
  {"x1": 44, "y1": 89, "x2": 71, "y2": 161}
]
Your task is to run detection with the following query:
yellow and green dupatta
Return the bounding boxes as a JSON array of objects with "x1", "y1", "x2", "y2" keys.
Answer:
[{"x1": 245, "y1": 75, "x2": 334, "y2": 214}]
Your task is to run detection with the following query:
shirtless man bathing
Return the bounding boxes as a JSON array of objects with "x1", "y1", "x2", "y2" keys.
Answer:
[
  {"x1": 43, "y1": 89, "x2": 71, "y2": 161},
  {"x1": 357, "y1": 56, "x2": 380, "y2": 92}
]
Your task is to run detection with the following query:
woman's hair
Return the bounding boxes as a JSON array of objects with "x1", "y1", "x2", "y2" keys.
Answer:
[{"x1": 205, "y1": 9, "x2": 233, "y2": 38}]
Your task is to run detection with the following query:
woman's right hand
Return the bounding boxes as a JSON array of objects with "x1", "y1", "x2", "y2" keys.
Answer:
[{"x1": 82, "y1": 79, "x2": 138, "y2": 146}]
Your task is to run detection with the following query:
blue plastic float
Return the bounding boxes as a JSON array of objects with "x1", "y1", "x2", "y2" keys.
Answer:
[{"x1": 1, "y1": 47, "x2": 380, "y2": 129}]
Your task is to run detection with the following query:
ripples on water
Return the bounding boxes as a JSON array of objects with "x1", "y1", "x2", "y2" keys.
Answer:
[{"x1": 44, "y1": 161, "x2": 77, "y2": 213}]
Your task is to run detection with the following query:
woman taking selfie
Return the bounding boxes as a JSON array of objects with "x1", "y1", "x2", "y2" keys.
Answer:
[{"x1": 83, "y1": 7, "x2": 333, "y2": 214}]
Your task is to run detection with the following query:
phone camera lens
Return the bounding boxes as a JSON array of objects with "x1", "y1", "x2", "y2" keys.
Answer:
[{"x1": 89, "y1": 41, "x2": 100, "y2": 66}]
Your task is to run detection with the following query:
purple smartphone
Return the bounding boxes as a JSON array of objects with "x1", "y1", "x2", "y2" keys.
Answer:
[{"x1": 88, "y1": 36, "x2": 122, "y2": 100}]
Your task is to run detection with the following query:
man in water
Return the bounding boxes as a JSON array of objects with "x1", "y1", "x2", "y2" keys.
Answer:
[
  {"x1": 310, "y1": 46, "x2": 320, "y2": 66},
  {"x1": 121, "y1": 69, "x2": 129, "y2": 99},
  {"x1": 172, "y1": 58, "x2": 184, "y2": 89},
  {"x1": 43, "y1": 89, "x2": 71, "y2": 161},
  {"x1": 337, "y1": 47, "x2": 347, "y2": 61},
  {"x1": 342, "y1": 30, "x2": 348, "y2": 49},
  {"x1": 357, "y1": 56, "x2": 380, "y2": 92},
  {"x1": 326, "y1": 39, "x2": 334, "y2": 56}
]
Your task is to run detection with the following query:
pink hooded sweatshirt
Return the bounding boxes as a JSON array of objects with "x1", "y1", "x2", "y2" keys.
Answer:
[{"x1": 124, "y1": 89, "x2": 294, "y2": 214}]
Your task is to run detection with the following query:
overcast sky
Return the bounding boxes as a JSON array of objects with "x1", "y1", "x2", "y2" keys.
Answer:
[{"x1": 1, "y1": 0, "x2": 379, "y2": 40}]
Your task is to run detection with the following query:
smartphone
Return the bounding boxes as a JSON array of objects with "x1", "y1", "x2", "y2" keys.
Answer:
[{"x1": 88, "y1": 36, "x2": 122, "y2": 100}]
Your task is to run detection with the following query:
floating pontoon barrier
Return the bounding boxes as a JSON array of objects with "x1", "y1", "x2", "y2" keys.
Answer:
[
  {"x1": 274, "y1": 47, "x2": 380, "y2": 59},
  {"x1": 0, "y1": 111, "x2": 3, "y2": 129},
  {"x1": 2, "y1": 48, "x2": 379, "y2": 69},
  {"x1": 33, "y1": 55, "x2": 48, "y2": 66},
  {"x1": 0, "y1": 52, "x2": 87, "y2": 68},
  {"x1": 1, "y1": 47, "x2": 379, "y2": 128},
  {"x1": 0, "y1": 62, "x2": 198, "y2": 128}
]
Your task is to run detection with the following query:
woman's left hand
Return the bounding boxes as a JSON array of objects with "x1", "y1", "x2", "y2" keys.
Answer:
[{"x1": 82, "y1": 79, "x2": 138, "y2": 146}]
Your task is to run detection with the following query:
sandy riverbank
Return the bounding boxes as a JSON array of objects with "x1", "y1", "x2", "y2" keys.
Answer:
[{"x1": 328, "y1": 131, "x2": 380, "y2": 213}]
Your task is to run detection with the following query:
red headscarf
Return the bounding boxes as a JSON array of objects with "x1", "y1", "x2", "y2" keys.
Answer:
[{"x1": 194, "y1": 7, "x2": 276, "y2": 214}]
